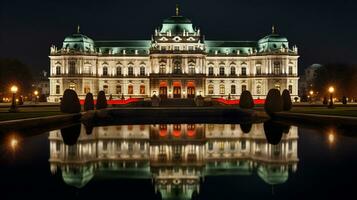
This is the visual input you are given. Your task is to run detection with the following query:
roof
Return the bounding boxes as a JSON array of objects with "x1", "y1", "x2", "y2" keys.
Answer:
[
  {"x1": 95, "y1": 40, "x2": 151, "y2": 48},
  {"x1": 205, "y1": 40, "x2": 257, "y2": 48},
  {"x1": 163, "y1": 15, "x2": 192, "y2": 24},
  {"x1": 259, "y1": 34, "x2": 288, "y2": 43}
]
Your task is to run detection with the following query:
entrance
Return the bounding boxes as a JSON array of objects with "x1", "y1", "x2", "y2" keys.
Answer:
[
  {"x1": 187, "y1": 81, "x2": 195, "y2": 98},
  {"x1": 173, "y1": 87, "x2": 181, "y2": 98},
  {"x1": 159, "y1": 81, "x2": 167, "y2": 99}
]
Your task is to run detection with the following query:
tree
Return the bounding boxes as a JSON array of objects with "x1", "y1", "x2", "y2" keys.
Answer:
[
  {"x1": 342, "y1": 96, "x2": 347, "y2": 105},
  {"x1": 281, "y1": 89, "x2": 292, "y2": 111},
  {"x1": 264, "y1": 89, "x2": 283, "y2": 116},
  {"x1": 96, "y1": 91, "x2": 107, "y2": 109},
  {"x1": 239, "y1": 90, "x2": 254, "y2": 109},
  {"x1": 60, "y1": 89, "x2": 81, "y2": 113},
  {"x1": 84, "y1": 92, "x2": 94, "y2": 111},
  {"x1": 323, "y1": 96, "x2": 328, "y2": 105}
]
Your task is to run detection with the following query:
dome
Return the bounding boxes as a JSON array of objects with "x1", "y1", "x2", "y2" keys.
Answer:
[
  {"x1": 160, "y1": 15, "x2": 196, "y2": 34},
  {"x1": 62, "y1": 29, "x2": 95, "y2": 52},
  {"x1": 258, "y1": 26, "x2": 289, "y2": 52},
  {"x1": 257, "y1": 165, "x2": 289, "y2": 185}
]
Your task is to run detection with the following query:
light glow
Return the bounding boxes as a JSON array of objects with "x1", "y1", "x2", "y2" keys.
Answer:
[
  {"x1": 328, "y1": 86, "x2": 334, "y2": 93},
  {"x1": 10, "y1": 85, "x2": 18, "y2": 93}
]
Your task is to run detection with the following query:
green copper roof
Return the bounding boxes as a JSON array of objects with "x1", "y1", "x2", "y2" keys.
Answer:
[
  {"x1": 160, "y1": 16, "x2": 196, "y2": 34},
  {"x1": 259, "y1": 34, "x2": 288, "y2": 43},
  {"x1": 257, "y1": 165, "x2": 289, "y2": 185},
  {"x1": 62, "y1": 33, "x2": 95, "y2": 51},
  {"x1": 95, "y1": 40, "x2": 151, "y2": 48},
  {"x1": 205, "y1": 40, "x2": 257, "y2": 47}
]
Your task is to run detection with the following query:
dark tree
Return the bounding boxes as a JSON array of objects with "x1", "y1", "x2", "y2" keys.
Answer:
[
  {"x1": 39, "y1": 94, "x2": 47, "y2": 102},
  {"x1": 323, "y1": 96, "x2": 328, "y2": 105},
  {"x1": 342, "y1": 96, "x2": 347, "y2": 105},
  {"x1": 84, "y1": 92, "x2": 94, "y2": 111},
  {"x1": 60, "y1": 89, "x2": 81, "y2": 113},
  {"x1": 281, "y1": 89, "x2": 292, "y2": 111},
  {"x1": 264, "y1": 89, "x2": 283, "y2": 116},
  {"x1": 239, "y1": 90, "x2": 254, "y2": 109},
  {"x1": 96, "y1": 91, "x2": 107, "y2": 109}
]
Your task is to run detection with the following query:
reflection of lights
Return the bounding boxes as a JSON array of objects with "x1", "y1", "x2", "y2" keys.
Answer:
[
  {"x1": 11, "y1": 138, "x2": 18, "y2": 149},
  {"x1": 328, "y1": 133, "x2": 335, "y2": 144}
]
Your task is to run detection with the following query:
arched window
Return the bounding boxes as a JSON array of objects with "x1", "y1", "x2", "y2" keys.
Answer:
[
  {"x1": 219, "y1": 84, "x2": 225, "y2": 94},
  {"x1": 159, "y1": 64, "x2": 166, "y2": 74},
  {"x1": 230, "y1": 67, "x2": 236, "y2": 75},
  {"x1": 241, "y1": 67, "x2": 247, "y2": 76},
  {"x1": 256, "y1": 65, "x2": 261, "y2": 75},
  {"x1": 103, "y1": 85, "x2": 109, "y2": 94},
  {"x1": 241, "y1": 85, "x2": 247, "y2": 93},
  {"x1": 140, "y1": 85, "x2": 145, "y2": 94},
  {"x1": 188, "y1": 65, "x2": 195, "y2": 75},
  {"x1": 208, "y1": 66, "x2": 214, "y2": 75},
  {"x1": 128, "y1": 66, "x2": 134, "y2": 76},
  {"x1": 173, "y1": 60, "x2": 182, "y2": 74},
  {"x1": 69, "y1": 61, "x2": 76, "y2": 74},
  {"x1": 56, "y1": 66, "x2": 61, "y2": 75},
  {"x1": 288, "y1": 66, "x2": 293, "y2": 75},
  {"x1": 256, "y1": 85, "x2": 261, "y2": 94},
  {"x1": 231, "y1": 85, "x2": 236, "y2": 94},
  {"x1": 140, "y1": 66, "x2": 145, "y2": 76},
  {"x1": 102, "y1": 67, "x2": 108, "y2": 76},
  {"x1": 219, "y1": 66, "x2": 225, "y2": 76},
  {"x1": 116, "y1": 85, "x2": 121, "y2": 94},
  {"x1": 116, "y1": 67, "x2": 122, "y2": 76},
  {"x1": 208, "y1": 84, "x2": 214, "y2": 94},
  {"x1": 128, "y1": 85, "x2": 133, "y2": 94}
]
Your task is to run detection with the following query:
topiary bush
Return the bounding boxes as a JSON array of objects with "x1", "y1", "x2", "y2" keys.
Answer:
[
  {"x1": 281, "y1": 89, "x2": 292, "y2": 111},
  {"x1": 239, "y1": 90, "x2": 254, "y2": 109},
  {"x1": 264, "y1": 89, "x2": 283, "y2": 116},
  {"x1": 323, "y1": 96, "x2": 328, "y2": 105},
  {"x1": 84, "y1": 92, "x2": 94, "y2": 111},
  {"x1": 60, "y1": 89, "x2": 81, "y2": 113},
  {"x1": 96, "y1": 91, "x2": 107, "y2": 109},
  {"x1": 342, "y1": 96, "x2": 347, "y2": 105}
]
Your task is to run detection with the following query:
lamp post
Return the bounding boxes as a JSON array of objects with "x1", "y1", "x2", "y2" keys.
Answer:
[
  {"x1": 328, "y1": 86, "x2": 334, "y2": 108},
  {"x1": 34, "y1": 90, "x2": 39, "y2": 104},
  {"x1": 309, "y1": 90, "x2": 314, "y2": 104},
  {"x1": 9, "y1": 85, "x2": 18, "y2": 112}
]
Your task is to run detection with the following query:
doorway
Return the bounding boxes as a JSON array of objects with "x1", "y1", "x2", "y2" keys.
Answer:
[{"x1": 173, "y1": 87, "x2": 181, "y2": 98}]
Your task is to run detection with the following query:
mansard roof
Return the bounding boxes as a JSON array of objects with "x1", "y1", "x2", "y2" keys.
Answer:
[
  {"x1": 205, "y1": 40, "x2": 257, "y2": 48},
  {"x1": 95, "y1": 40, "x2": 151, "y2": 48}
]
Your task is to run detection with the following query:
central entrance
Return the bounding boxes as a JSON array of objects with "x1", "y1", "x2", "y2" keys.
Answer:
[
  {"x1": 159, "y1": 81, "x2": 167, "y2": 99},
  {"x1": 187, "y1": 81, "x2": 195, "y2": 98},
  {"x1": 173, "y1": 81, "x2": 181, "y2": 98}
]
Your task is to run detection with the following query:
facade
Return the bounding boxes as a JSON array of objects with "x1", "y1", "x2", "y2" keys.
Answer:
[
  {"x1": 48, "y1": 8, "x2": 299, "y2": 102},
  {"x1": 49, "y1": 123, "x2": 298, "y2": 199}
]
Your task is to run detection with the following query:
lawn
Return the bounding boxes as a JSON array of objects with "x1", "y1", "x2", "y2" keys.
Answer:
[
  {"x1": 0, "y1": 106, "x2": 61, "y2": 121},
  {"x1": 290, "y1": 106, "x2": 357, "y2": 117}
]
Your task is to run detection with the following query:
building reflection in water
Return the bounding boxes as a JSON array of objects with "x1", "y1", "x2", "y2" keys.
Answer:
[{"x1": 49, "y1": 123, "x2": 298, "y2": 199}]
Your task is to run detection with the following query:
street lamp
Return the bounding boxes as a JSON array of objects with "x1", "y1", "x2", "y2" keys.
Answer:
[
  {"x1": 309, "y1": 90, "x2": 314, "y2": 103},
  {"x1": 34, "y1": 90, "x2": 39, "y2": 104},
  {"x1": 328, "y1": 86, "x2": 334, "y2": 108},
  {"x1": 9, "y1": 85, "x2": 18, "y2": 112}
]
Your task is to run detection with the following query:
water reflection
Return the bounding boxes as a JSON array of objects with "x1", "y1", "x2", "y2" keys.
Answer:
[{"x1": 49, "y1": 123, "x2": 298, "y2": 199}]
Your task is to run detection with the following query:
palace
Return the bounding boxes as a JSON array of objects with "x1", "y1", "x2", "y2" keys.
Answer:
[{"x1": 48, "y1": 7, "x2": 299, "y2": 102}]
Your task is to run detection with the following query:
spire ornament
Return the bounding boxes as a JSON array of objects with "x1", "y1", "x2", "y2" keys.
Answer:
[
  {"x1": 77, "y1": 25, "x2": 80, "y2": 34},
  {"x1": 272, "y1": 25, "x2": 275, "y2": 34},
  {"x1": 176, "y1": 4, "x2": 179, "y2": 16}
]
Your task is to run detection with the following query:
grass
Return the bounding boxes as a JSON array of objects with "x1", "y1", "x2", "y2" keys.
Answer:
[
  {"x1": 290, "y1": 106, "x2": 357, "y2": 117},
  {"x1": 0, "y1": 106, "x2": 61, "y2": 121}
]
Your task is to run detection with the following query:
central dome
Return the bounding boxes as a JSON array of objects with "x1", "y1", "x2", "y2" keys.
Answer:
[
  {"x1": 160, "y1": 15, "x2": 196, "y2": 34},
  {"x1": 162, "y1": 15, "x2": 192, "y2": 24}
]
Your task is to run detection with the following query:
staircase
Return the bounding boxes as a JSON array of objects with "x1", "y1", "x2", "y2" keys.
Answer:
[{"x1": 159, "y1": 98, "x2": 196, "y2": 107}]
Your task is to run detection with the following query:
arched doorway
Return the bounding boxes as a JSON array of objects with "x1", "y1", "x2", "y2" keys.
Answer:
[
  {"x1": 159, "y1": 81, "x2": 167, "y2": 99},
  {"x1": 173, "y1": 81, "x2": 181, "y2": 98},
  {"x1": 187, "y1": 81, "x2": 195, "y2": 98}
]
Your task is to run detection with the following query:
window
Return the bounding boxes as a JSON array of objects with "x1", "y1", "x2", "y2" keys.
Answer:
[
  {"x1": 241, "y1": 67, "x2": 247, "y2": 76},
  {"x1": 140, "y1": 142, "x2": 145, "y2": 151},
  {"x1": 69, "y1": 61, "x2": 76, "y2": 74},
  {"x1": 128, "y1": 143, "x2": 133, "y2": 152},
  {"x1": 69, "y1": 83, "x2": 76, "y2": 91},
  {"x1": 231, "y1": 85, "x2": 236, "y2": 94},
  {"x1": 103, "y1": 142, "x2": 107, "y2": 151},
  {"x1": 103, "y1": 67, "x2": 108, "y2": 76},
  {"x1": 230, "y1": 67, "x2": 236, "y2": 75},
  {"x1": 173, "y1": 61, "x2": 181, "y2": 74},
  {"x1": 241, "y1": 85, "x2": 247, "y2": 93},
  {"x1": 140, "y1": 66, "x2": 145, "y2": 76},
  {"x1": 208, "y1": 67, "x2": 214, "y2": 75},
  {"x1": 140, "y1": 85, "x2": 145, "y2": 94},
  {"x1": 256, "y1": 85, "x2": 262, "y2": 95},
  {"x1": 241, "y1": 140, "x2": 246, "y2": 150},
  {"x1": 188, "y1": 65, "x2": 195, "y2": 75},
  {"x1": 289, "y1": 85, "x2": 293, "y2": 94},
  {"x1": 219, "y1": 84, "x2": 225, "y2": 94},
  {"x1": 128, "y1": 85, "x2": 133, "y2": 94},
  {"x1": 208, "y1": 85, "x2": 214, "y2": 94},
  {"x1": 208, "y1": 142, "x2": 213, "y2": 151},
  {"x1": 84, "y1": 86, "x2": 90, "y2": 93},
  {"x1": 274, "y1": 62, "x2": 281, "y2": 74},
  {"x1": 116, "y1": 67, "x2": 122, "y2": 76},
  {"x1": 56, "y1": 66, "x2": 61, "y2": 75},
  {"x1": 219, "y1": 66, "x2": 225, "y2": 76},
  {"x1": 256, "y1": 65, "x2": 261, "y2": 75},
  {"x1": 159, "y1": 64, "x2": 166, "y2": 74},
  {"x1": 56, "y1": 85, "x2": 60, "y2": 94},
  {"x1": 103, "y1": 85, "x2": 108, "y2": 94},
  {"x1": 288, "y1": 66, "x2": 293, "y2": 75},
  {"x1": 230, "y1": 142, "x2": 235, "y2": 150},
  {"x1": 116, "y1": 85, "x2": 121, "y2": 94},
  {"x1": 128, "y1": 66, "x2": 134, "y2": 76}
]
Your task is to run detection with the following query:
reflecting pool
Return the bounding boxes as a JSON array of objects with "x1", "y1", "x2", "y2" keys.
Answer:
[{"x1": 1, "y1": 122, "x2": 357, "y2": 199}]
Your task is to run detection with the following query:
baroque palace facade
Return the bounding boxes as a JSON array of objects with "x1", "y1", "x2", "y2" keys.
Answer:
[{"x1": 48, "y1": 8, "x2": 299, "y2": 102}]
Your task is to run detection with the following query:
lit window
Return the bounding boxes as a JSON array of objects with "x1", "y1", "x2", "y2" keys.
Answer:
[
  {"x1": 140, "y1": 85, "x2": 145, "y2": 94},
  {"x1": 188, "y1": 65, "x2": 195, "y2": 75},
  {"x1": 219, "y1": 85, "x2": 225, "y2": 94},
  {"x1": 69, "y1": 83, "x2": 76, "y2": 91},
  {"x1": 116, "y1": 85, "x2": 121, "y2": 94},
  {"x1": 208, "y1": 85, "x2": 214, "y2": 94},
  {"x1": 274, "y1": 62, "x2": 281, "y2": 74},
  {"x1": 159, "y1": 64, "x2": 166, "y2": 74},
  {"x1": 231, "y1": 85, "x2": 236, "y2": 94},
  {"x1": 84, "y1": 86, "x2": 90, "y2": 93},
  {"x1": 128, "y1": 85, "x2": 133, "y2": 94},
  {"x1": 256, "y1": 65, "x2": 261, "y2": 75}
]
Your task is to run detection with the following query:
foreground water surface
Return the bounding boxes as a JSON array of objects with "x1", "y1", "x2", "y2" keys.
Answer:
[{"x1": 1, "y1": 122, "x2": 357, "y2": 199}]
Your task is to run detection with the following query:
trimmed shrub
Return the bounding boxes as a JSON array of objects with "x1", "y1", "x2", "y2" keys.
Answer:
[
  {"x1": 60, "y1": 89, "x2": 81, "y2": 113},
  {"x1": 263, "y1": 120, "x2": 284, "y2": 145},
  {"x1": 239, "y1": 90, "x2": 254, "y2": 109},
  {"x1": 323, "y1": 96, "x2": 328, "y2": 105},
  {"x1": 96, "y1": 91, "x2": 107, "y2": 109},
  {"x1": 282, "y1": 89, "x2": 292, "y2": 111},
  {"x1": 84, "y1": 92, "x2": 94, "y2": 111},
  {"x1": 240, "y1": 123, "x2": 252, "y2": 133},
  {"x1": 60, "y1": 124, "x2": 81, "y2": 145},
  {"x1": 342, "y1": 96, "x2": 347, "y2": 105},
  {"x1": 264, "y1": 89, "x2": 283, "y2": 116}
]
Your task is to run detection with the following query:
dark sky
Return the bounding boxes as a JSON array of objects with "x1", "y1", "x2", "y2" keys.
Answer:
[{"x1": 1, "y1": 0, "x2": 357, "y2": 74}]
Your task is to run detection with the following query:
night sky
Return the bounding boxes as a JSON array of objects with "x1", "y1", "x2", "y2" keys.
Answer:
[{"x1": 1, "y1": 0, "x2": 357, "y2": 74}]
